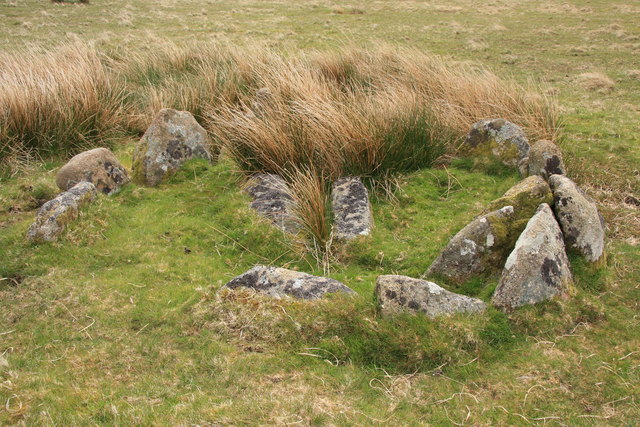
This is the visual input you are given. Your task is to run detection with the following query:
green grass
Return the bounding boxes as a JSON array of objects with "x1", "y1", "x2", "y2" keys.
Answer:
[{"x1": 1, "y1": 0, "x2": 639, "y2": 424}]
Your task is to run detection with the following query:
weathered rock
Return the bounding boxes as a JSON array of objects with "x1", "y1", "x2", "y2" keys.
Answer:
[
  {"x1": 246, "y1": 174, "x2": 297, "y2": 233},
  {"x1": 132, "y1": 108, "x2": 213, "y2": 186},
  {"x1": 488, "y1": 176, "x2": 553, "y2": 223},
  {"x1": 223, "y1": 265, "x2": 355, "y2": 300},
  {"x1": 526, "y1": 139, "x2": 566, "y2": 178},
  {"x1": 376, "y1": 275, "x2": 486, "y2": 317},
  {"x1": 492, "y1": 203, "x2": 573, "y2": 310},
  {"x1": 26, "y1": 182, "x2": 97, "y2": 242},
  {"x1": 56, "y1": 148, "x2": 129, "y2": 195},
  {"x1": 332, "y1": 177, "x2": 373, "y2": 240},
  {"x1": 427, "y1": 206, "x2": 518, "y2": 284},
  {"x1": 548, "y1": 174, "x2": 605, "y2": 262},
  {"x1": 465, "y1": 118, "x2": 530, "y2": 173}
]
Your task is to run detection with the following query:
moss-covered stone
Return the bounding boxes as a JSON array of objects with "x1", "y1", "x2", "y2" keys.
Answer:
[
  {"x1": 488, "y1": 175, "x2": 553, "y2": 221},
  {"x1": 464, "y1": 118, "x2": 530, "y2": 175}
]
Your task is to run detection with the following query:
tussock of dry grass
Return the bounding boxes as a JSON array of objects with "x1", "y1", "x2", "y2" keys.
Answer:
[{"x1": 577, "y1": 72, "x2": 615, "y2": 93}]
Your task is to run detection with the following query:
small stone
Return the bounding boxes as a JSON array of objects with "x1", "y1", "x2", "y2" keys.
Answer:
[
  {"x1": 492, "y1": 203, "x2": 573, "y2": 310},
  {"x1": 465, "y1": 118, "x2": 530, "y2": 172},
  {"x1": 548, "y1": 175, "x2": 606, "y2": 262},
  {"x1": 246, "y1": 174, "x2": 297, "y2": 233},
  {"x1": 56, "y1": 148, "x2": 129, "y2": 195},
  {"x1": 375, "y1": 275, "x2": 486, "y2": 317},
  {"x1": 223, "y1": 266, "x2": 355, "y2": 300},
  {"x1": 526, "y1": 139, "x2": 566, "y2": 178},
  {"x1": 26, "y1": 182, "x2": 97, "y2": 242},
  {"x1": 427, "y1": 206, "x2": 517, "y2": 284},
  {"x1": 132, "y1": 108, "x2": 213, "y2": 186},
  {"x1": 332, "y1": 177, "x2": 373, "y2": 240}
]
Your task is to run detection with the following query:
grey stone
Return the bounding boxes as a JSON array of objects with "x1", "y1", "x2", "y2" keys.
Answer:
[
  {"x1": 223, "y1": 265, "x2": 355, "y2": 300},
  {"x1": 56, "y1": 147, "x2": 129, "y2": 195},
  {"x1": 465, "y1": 118, "x2": 530, "y2": 172},
  {"x1": 487, "y1": 175, "x2": 554, "y2": 222},
  {"x1": 332, "y1": 177, "x2": 372, "y2": 240},
  {"x1": 375, "y1": 275, "x2": 486, "y2": 317},
  {"x1": 548, "y1": 175, "x2": 605, "y2": 262},
  {"x1": 526, "y1": 139, "x2": 566, "y2": 179},
  {"x1": 492, "y1": 203, "x2": 574, "y2": 310},
  {"x1": 246, "y1": 174, "x2": 297, "y2": 233},
  {"x1": 132, "y1": 108, "x2": 213, "y2": 186},
  {"x1": 26, "y1": 182, "x2": 97, "y2": 242},
  {"x1": 427, "y1": 206, "x2": 517, "y2": 284}
]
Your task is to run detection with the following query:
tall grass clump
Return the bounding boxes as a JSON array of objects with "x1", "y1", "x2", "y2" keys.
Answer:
[{"x1": 0, "y1": 43, "x2": 127, "y2": 174}]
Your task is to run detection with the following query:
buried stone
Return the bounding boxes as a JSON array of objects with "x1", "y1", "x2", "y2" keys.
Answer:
[
  {"x1": 548, "y1": 174, "x2": 606, "y2": 263},
  {"x1": 56, "y1": 147, "x2": 129, "y2": 195},
  {"x1": 245, "y1": 174, "x2": 298, "y2": 233},
  {"x1": 132, "y1": 108, "x2": 214, "y2": 186},
  {"x1": 332, "y1": 177, "x2": 373, "y2": 240},
  {"x1": 492, "y1": 203, "x2": 574, "y2": 310},
  {"x1": 375, "y1": 275, "x2": 486, "y2": 317},
  {"x1": 223, "y1": 266, "x2": 355, "y2": 300},
  {"x1": 26, "y1": 181, "x2": 97, "y2": 242},
  {"x1": 427, "y1": 205, "x2": 518, "y2": 284}
]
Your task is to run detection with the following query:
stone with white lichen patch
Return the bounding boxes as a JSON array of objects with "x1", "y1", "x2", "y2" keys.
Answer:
[
  {"x1": 223, "y1": 266, "x2": 355, "y2": 300},
  {"x1": 332, "y1": 177, "x2": 373, "y2": 240},
  {"x1": 245, "y1": 174, "x2": 298, "y2": 233},
  {"x1": 465, "y1": 118, "x2": 530, "y2": 174},
  {"x1": 427, "y1": 205, "x2": 518, "y2": 284},
  {"x1": 492, "y1": 203, "x2": 573, "y2": 310},
  {"x1": 375, "y1": 275, "x2": 486, "y2": 317}
]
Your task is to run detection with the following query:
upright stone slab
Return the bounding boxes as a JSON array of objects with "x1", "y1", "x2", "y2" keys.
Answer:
[
  {"x1": 465, "y1": 118, "x2": 530, "y2": 174},
  {"x1": 332, "y1": 177, "x2": 372, "y2": 240},
  {"x1": 26, "y1": 182, "x2": 97, "y2": 242},
  {"x1": 223, "y1": 265, "x2": 355, "y2": 300},
  {"x1": 492, "y1": 204, "x2": 573, "y2": 310},
  {"x1": 132, "y1": 108, "x2": 213, "y2": 186},
  {"x1": 56, "y1": 147, "x2": 129, "y2": 195},
  {"x1": 427, "y1": 206, "x2": 517, "y2": 284},
  {"x1": 548, "y1": 175, "x2": 605, "y2": 262},
  {"x1": 375, "y1": 275, "x2": 486, "y2": 317},
  {"x1": 526, "y1": 139, "x2": 566, "y2": 179},
  {"x1": 246, "y1": 174, "x2": 297, "y2": 233}
]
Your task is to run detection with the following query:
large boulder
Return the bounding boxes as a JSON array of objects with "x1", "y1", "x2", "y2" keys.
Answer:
[
  {"x1": 548, "y1": 175, "x2": 605, "y2": 262},
  {"x1": 488, "y1": 176, "x2": 553, "y2": 223},
  {"x1": 427, "y1": 206, "x2": 518, "y2": 284},
  {"x1": 132, "y1": 108, "x2": 213, "y2": 186},
  {"x1": 375, "y1": 275, "x2": 486, "y2": 317},
  {"x1": 465, "y1": 118, "x2": 530, "y2": 173},
  {"x1": 526, "y1": 139, "x2": 566, "y2": 179},
  {"x1": 332, "y1": 177, "x2": 373, "y2": 240},
  {"x1": 26, "y1": 182, "x2": 97, "y2": 242},
  {"x1": 223, "y1": 266, "x2": 355, "y2": 300},
  {"x1": 56, "y1": 148, "x2": 129, "y2": 195},
  {"x1": 246, "y1": 174, "x2": 297, "y2": 233},
  {"x1": 492, "y1": 204, "x2": 574, "y2": 310}
]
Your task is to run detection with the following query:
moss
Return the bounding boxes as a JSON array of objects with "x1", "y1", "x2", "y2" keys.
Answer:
[
  {"x1": 488, "y1": 177, "x2": 553, "y2": 223},
  {"x1": 130, "y1": 138, "x2": 148, "y2": 185}
]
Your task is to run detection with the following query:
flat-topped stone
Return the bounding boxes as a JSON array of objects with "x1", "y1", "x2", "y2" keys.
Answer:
[
  {"x1": 548, "y1": 174, "x2": 605, "y2": 262},
  {"x1": 492, "y1": 203, "x2": 574, "y2": 310},
  {"x1": 375, "y1": 275, "x2": 486, "y2": 317},
  {"x1": 332, "y1": 177, "x2": 372, "y2": 240},
  {"x1": 56, "y1": 147, "x2": 129, "y2": 195},
  {"x1": 26, "y1": 182, "x2": 97, "y2": 242},
  {"x1": 223, "y1": 265, "x2": 355, "y2": 300},
  {"x1": 246, "y1": 174, "x2": 297, "y2": 233},
  {"x1": 132, "y1": 108, "x2": 213, "y2": 186}
]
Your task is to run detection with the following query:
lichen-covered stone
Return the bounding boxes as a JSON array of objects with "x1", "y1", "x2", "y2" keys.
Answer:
[
  {"x1": 492, "y1": 203, "x2": 574, "y2": 310},
  {"x1": 56, "y1": 148, "x2": 129, "y2": 195},
  {"x1": 132, "y1": 108, "x2": 213, "y2": 186},
  {"x1": 375, "y1": 275, "x2": 486, "y2": 317},
  {"x1": 427, "y1": 206, "x2": 518, "y2": 284},
  {"x1": 465, "y1": 118, "x2": 530, "y2": 173},
  {"x1": 246, "y1": 174, "x2": 297, "y2": 233},
  {"x1": 548, "y1": 175, "x2": 605, "y2": 262},
  {"x1": 332, "y1": 177, "x2": 373, "y2": 240},
  {"x1": 488, "y1": 176, "x2": 553, "y2": 224},
  {"x1": 223, "y1": 265, "x2": 355, "y2": 300},
  {"x1": 26, "y1": 182, "x2": 97, "y2": 242},
  {"x1": 526, "y1": 139, "x2": 566, "y2": 179}
]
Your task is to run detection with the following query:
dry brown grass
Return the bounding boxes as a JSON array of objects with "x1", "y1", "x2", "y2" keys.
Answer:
[{"x1": 577, "y1": 72, "x2": 615, "y2": 94}]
